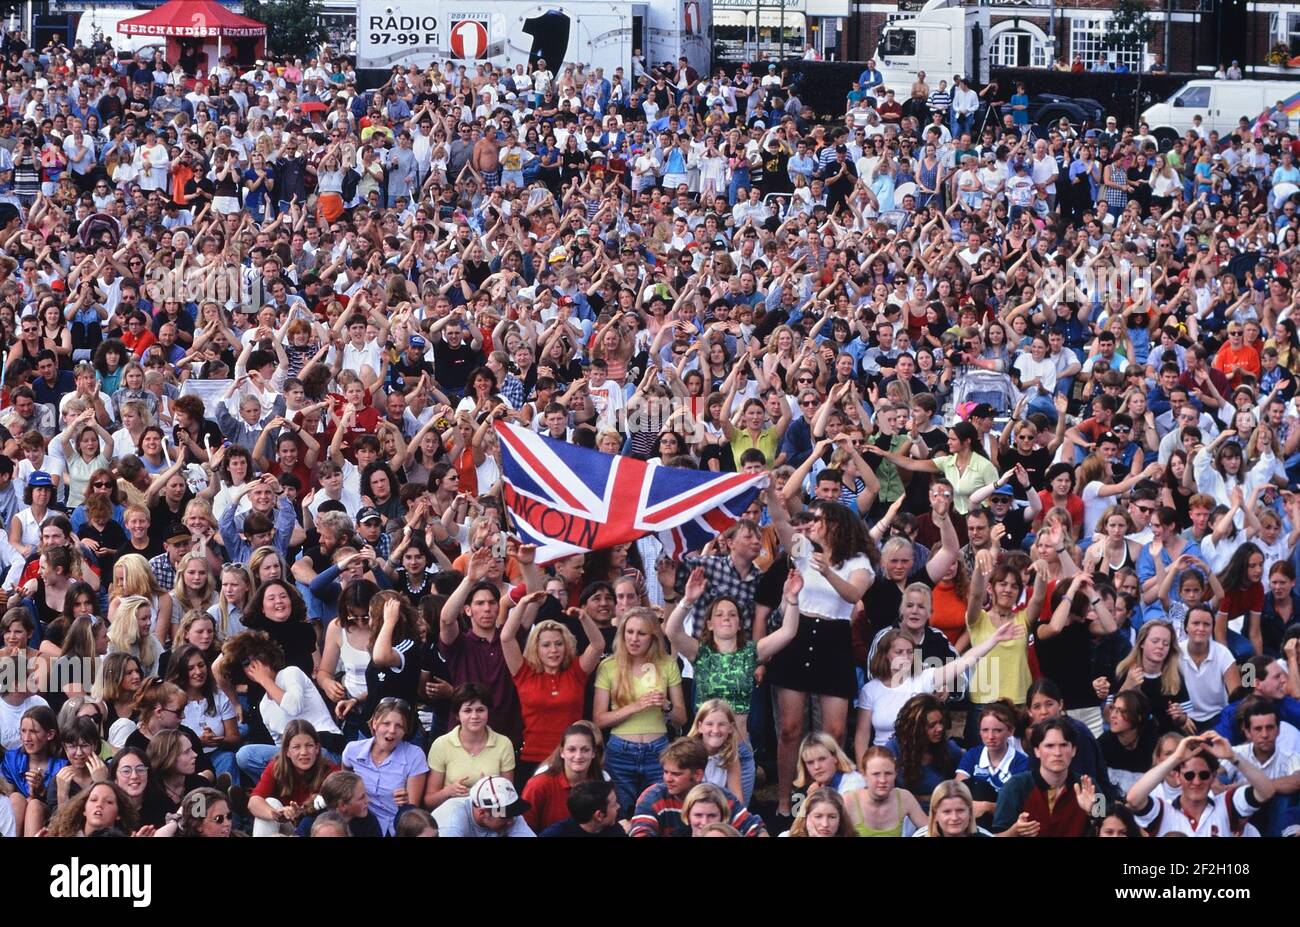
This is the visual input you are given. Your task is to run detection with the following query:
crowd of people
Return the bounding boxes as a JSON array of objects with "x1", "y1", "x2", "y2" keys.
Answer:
[{"x1": 0, "y1": 30, "x2": 1298, "y2": 841}]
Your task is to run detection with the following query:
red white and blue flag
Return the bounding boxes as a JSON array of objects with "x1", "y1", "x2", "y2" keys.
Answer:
[{"x1": 494, "y1": 422, "x2": 766, "y2": 564}]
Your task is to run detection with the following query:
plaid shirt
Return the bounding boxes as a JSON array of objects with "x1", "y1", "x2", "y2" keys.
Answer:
[
  {"x1": 677, "y1": 553, "x2": 764, "y2": 638},
  {"x1": 500, "y1": 374, "x2": 524, "y2": 410},
  {"x1": 149, "y1": 553, "x2": 177, "y2": 590}
]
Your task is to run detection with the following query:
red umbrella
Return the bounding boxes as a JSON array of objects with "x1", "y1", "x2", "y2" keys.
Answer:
[{"x1": 299, "y1": 101, "x2": 328, "y2": 114}]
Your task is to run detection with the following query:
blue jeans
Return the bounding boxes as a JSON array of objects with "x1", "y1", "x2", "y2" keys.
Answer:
[
  {"x1": 737, "y1": 738, "x2": 756, "y2": 806},
  {"x1": 1026, "y1": 392, "x2": 1058, "y2": 423},
  {"x1": 235, "y1": 744, "x2": 278, "y2": 787},
  {"x1": 210, "y1": 748, "x2": 238, "y2": 781},
  {"x1": 237, "y1": 743, "x2": 339, "y2": 786},
  {"x1": 1225, "y1": 628, "x2": 1255, "y2": 662},
  {"x1": 604, "y1": 735, "x2": 669, "y2": 818}
]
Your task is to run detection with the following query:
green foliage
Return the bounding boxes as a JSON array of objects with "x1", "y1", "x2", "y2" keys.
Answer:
[{"x1": 243, "y1": 0, "x2": 328, "y2": 57}]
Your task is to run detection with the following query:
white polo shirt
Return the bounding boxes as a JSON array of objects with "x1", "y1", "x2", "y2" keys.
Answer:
[{"x1": 1179, "y1": 641, "x2": 1237, "y2": 722}]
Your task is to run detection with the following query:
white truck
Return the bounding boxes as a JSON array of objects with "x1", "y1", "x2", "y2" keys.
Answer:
[
  {"x1": 874, "y1": 0, "x2": 992, "y2": 90},
  {"x1": 356, "y1": 0, "x2": 710, "y2": 82}
]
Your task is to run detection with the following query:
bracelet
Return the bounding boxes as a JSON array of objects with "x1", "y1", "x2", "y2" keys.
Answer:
[{"x1": 1090, "y1": 597, "x2": 1101, "y2": 605}]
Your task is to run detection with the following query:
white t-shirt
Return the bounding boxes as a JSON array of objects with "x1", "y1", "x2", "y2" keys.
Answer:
[
  {"x1": 793, "y1": 552, "x2": 875, "y2": 621},
  {"x1": 856, "y1": 669, "x2": 941, "y2": 746},
  {"x1": 1013, "y1": 353, "x2": 1057, "y2": 394},
  {"x1": 182, "y1": 691, "x2": 238, "y2": 752},
  {"x1": 1178, "y1": 641, "x2": 1236, "y2": 722},
  {"x1": 0, "y1": 694, "x2": 48, "y2": 749}
]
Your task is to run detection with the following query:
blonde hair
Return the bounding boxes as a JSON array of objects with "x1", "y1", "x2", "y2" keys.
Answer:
[
  {"x1": 680, "y1": 783, "x2": 730, "y2": 826},
  {"x1": 172, "y1": 552, "x2": 217, "y2": 614},
  {"x1": 108, "y1": 595, "x2": 159, "y2": 669},
  {"x1": 521, "y1": 619, "x2": 578, "y2": 674},
  {"x1": 792, "y1": 731, "x2": 856, "y2": 789},
  {"x1": 1115, "y1": 619, "x2": 1184, "y2": 696},
  {"x1": 600, "y1": 607, "x2": 671, "y2": 710},
  {"x1": 112, "y1": 553, "x2": 163, "y2": 600},
  {"x1": 214, "y1": 564, "x2": 252, "y2": 639},
  {"x1": 926, "y1": 779, "x2": 976, "y2": 837},
  {"x1": 687, "y1": 699, "x2": 741, "y2": 769}
]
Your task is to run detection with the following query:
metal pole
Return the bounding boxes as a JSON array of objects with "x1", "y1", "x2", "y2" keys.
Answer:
[
  {"x1": 1164, "y1": 0, "x2": 1171, "y2": 70},
  {"x1": 754, "y1": 0, "x2": 760, "y2": 62},
  {"x1": 780, "y1": 1, "x2": 785, "y2": 63}
]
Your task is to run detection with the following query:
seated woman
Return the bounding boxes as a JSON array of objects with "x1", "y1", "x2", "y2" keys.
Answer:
[
  {"x1": 791, "y1": 732, "x2": 865, "y2": 811},
  {"x1": 293, "y1": 769, "x2": 382, "y2": 837},
  {"x1": 46, "y1": 781, "x2": 147, "y2": 837},
  {"x1": 912, "y1": 779, "x2": 992, "y2": 837},
  {"x1": 51, "y1": 715, "x2": 108, "y2": 813},
  {"x1": 1097, "y1": 690, "x2": 1159, "y2": 799},
  {"x1": 2, "y1": 705, "x2": 67, "y2": 836},
  {"x1": 246, "y1": 720, "x2": 338, "y2": 837},
  {"x1": 115, "y1": 678, "x2": 214, "y2": 779},
  {"x1": 140, "y1": 729, "x2": 210, "y2": 827},
  {"x1": 955, "y1": 701, "x2": 1029, "y2": 826},
  {"x1": 341, "y1": 698, "x2": 428, "y2": 836},
  {"x1": 173, "y1": 786, "x2": 237, "y2": 838},
  {"x1": 423, "y1": 683, "x2": 516, "y2": 809},
  {"x1": 165, "y1": 643, "x2": 240, "y2": 780},
  {"x1": 886, "y1": 694, "x2": 963, "y2": 810},
  {"x1": 687, "y1": 699, "x2": 756, "y2": 806},
  {"x1": 786, "y1": 789, "x2": 855, "y2": 838},
  {"x1": 680, "y1": 783, "x2": 735, "y2": 837},
  {"x1": 520, "y1": 723, "x2": 605, "y2": 834},
  {"x1": 841, "y1": 746, "x2": 928, "y2": 838},
  {"x1": 991, "y1": 719, "x2": 1093, "y2": 838},
  {"x1": 217, "y1": 630, "x2": 342, "y2": 787}
]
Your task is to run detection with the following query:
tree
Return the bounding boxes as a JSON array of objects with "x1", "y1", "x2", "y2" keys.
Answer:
[
  {"x1": 244, "y1": 0, "x2": 328, "y2": 57},
  {"x1": 1102, "y1": 0, "x2": 1156, "y2": 74}
]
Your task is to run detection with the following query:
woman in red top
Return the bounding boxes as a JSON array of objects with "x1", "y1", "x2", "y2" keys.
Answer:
[
  {"x1": 246, "y1": 719, "x2": 338, "y2": 836},
  {"x1": 1035, "y1": 463, "x2": 1083, "y2": 534},
  {"x1": 930, "y1": 558, "x2": 971, "y2": 648},
  {"x1": 501, "y1": 591, "x2": 605, "y2": 781},
  {"x1": 1215, "y1": 542, "x2": 1266, "y2": 659},
  {"x1": 520, "y1": 723, "x2": 605, "y2": 832}
]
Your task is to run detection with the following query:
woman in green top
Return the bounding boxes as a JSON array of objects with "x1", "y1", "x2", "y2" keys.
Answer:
[
  {"x1": 665, "y1": 566, "x2": 802, "y2": 734},
  {"x1": 593, "y1": 607, "x2": 687, "y2": 816},
  {"x1": 843, "y1": 746, "x2": 928, "y2": 837},
  {"x1": 865, "y1": 421, "x2": 997, "y2": 515}
]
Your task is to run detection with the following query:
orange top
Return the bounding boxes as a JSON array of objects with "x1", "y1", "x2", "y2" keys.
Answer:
[
  {"x1": 1212, "y1": 342, "x2": 1260, "y2": 387},
  {"x1": 930, "y1": 581, "x2": 968, "y2": 646}
]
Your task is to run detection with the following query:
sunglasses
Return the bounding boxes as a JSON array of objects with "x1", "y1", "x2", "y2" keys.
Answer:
[{"x1": 1180, "y1": 769, "x2": 1213, "y2": 782}]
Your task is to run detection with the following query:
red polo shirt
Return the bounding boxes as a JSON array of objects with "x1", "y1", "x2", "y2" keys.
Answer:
[{"x1": 512, "y1": 661, "x2": 588, "y2": 763}]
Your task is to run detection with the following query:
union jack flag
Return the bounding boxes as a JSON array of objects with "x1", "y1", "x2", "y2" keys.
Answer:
[{"x1": 494, "y1": 422, "x2": 766, "y2": 565}]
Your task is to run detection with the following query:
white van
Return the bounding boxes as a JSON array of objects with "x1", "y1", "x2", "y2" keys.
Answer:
[{"x1": 1142, "y1": 80, "x2": 1300, "y2": 148}]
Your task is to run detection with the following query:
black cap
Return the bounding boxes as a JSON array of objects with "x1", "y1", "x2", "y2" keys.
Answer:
[
  {"x1": 969, "y1": 403, "x2": 996, "y2": 419},
  {"x1": 357, "y1": 506, "x2": 383, "y2": 524}
]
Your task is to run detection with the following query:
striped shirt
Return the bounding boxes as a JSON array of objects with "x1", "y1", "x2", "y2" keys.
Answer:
[
  {"x1": 629, "y1": 783, "x2": 766, "y2": 837},
  {"x1": 927, "y1": 89, "x2": 952, "y2": 112}
]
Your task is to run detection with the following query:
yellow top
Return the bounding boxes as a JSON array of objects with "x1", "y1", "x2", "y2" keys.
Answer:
[
  {"x1": 594, "y1": 657, "x2": 682, "y2": 737},
  {"x1": 426, "y1": 726, "x2": 516, "y2": 785},
  {"x1": 967, "y1": 609, "x2": 1033, "y2": 704},
  {"x1": 729, "y1": 427, "x2": 781, "y2": 469}
]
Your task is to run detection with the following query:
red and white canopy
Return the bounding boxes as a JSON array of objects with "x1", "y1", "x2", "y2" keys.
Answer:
[{"x1": 118, "y1": 0, "x2": 266, "y2": 39}]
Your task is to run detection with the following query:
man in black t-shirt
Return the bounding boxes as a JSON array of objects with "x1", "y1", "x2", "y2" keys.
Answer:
[{"x1": 429, "y1": 309, "x2": 483, "y2": 401}]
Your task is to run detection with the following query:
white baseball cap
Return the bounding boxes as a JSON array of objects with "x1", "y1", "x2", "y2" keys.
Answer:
[{"x1": 469, "y1": 776, "x2": 530, "y2": 818}]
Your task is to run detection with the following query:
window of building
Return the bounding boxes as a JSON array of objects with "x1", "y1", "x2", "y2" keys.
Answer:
[
  {"x1": 1070, "y1": 16, "x2": 1145, "y2": 69},
  {"x1": 991, "y1": 30, "x2": 1048, "y2": 68},
  {"x1": 1287, "y1": 12, "x2": 1300, "y2": 57}
]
